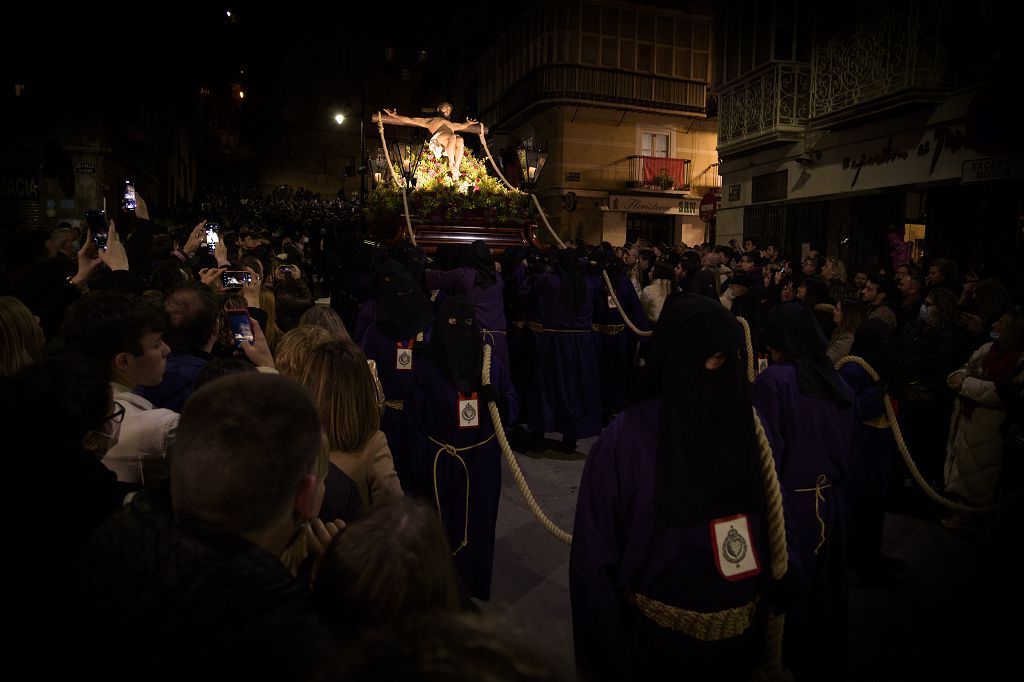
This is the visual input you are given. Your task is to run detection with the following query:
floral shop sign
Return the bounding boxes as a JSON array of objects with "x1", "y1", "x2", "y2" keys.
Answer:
[{"x1": 609, "y1": 194, "x2": 698, "y2": 215}]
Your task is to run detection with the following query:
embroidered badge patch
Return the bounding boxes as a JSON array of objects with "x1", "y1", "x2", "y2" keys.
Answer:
[
  {"x1": 709, "y1": 514, "x2": 762, "y2": 582},
  {"x1": 458, "y1": 393, "x2": 480, "y2": 429},
  {"x1": 396, "y1": 347, "x2": 413, "y2": 371}
]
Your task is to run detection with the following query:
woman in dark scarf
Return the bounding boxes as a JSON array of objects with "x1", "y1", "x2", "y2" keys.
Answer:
[
  {"x1": 752, "y1": 300, "x2": 855, "y2": 678},
  {"x1": 571, "y1": 294, "x2": 769, "y2": 682}
]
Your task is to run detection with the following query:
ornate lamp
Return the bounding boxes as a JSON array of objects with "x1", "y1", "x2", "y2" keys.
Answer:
[
  {"x1": 369, "y1": 148, "x2": 388, "y2": 188},
  {"x1": 517, "y1": 137, "x2": 549, "y2": 191},
  {"x1": 390, "y1": 138, "x2": 425, "y2": 188}
]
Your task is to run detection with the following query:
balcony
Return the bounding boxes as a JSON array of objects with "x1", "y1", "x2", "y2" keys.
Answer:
[
  {"x1": 690, "y1": 162, "x2": 722, "y2": 195},
  {"x1": 626, "y1": 155, "x2": 691, "y2": 192},
  {"x1": 717, "y1": 61, "x2": 811, "y2": 156},
  {"x1": 481, "y1": 64, "x2": 707, "y2": 129},
  {"x1": 810, "y1": 2, "x2": 954, "y2": 125}
]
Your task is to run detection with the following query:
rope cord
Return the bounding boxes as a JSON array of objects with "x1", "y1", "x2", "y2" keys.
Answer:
[
  {"x1": 376, "y1": 114, "x2": 417, "y2": 246},
  {"x1": 530, "y1": 193, "x2": 566, "y2": 249},
  {"x1": 482, "y1": 344, "x2": 573, "y2": 544},
  {"x1": 752, "y1": 407, "x2": 791, "y2": 682},
  {"x1": 736, "y1": 315, "x2": 757, "y2": 382},
  {"x1": 478, "y1": 131, "x2": 521, "y2": 194},
  {"x1": 835, "y1": 355, "x2": 1024, "y2": 515},
  {"x1": 429, "y1": 433, "x2": 495, "y2": 556},
  {"x1": 601, "y1": 270, "x2": 653, "y2": 338}
]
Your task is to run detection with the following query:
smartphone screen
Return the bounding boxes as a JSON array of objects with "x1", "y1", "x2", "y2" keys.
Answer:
[
  {"x1": 221, "y1": 271, "x2": 252, "y2": 289},
  {"x1": 123, "y1": 180, "x2": 137, "y2": 211},
  {"x1": 84, "y1": 210, "x2": 108, "y2": 249},
  {"x1": 206, "y1": 223, "x2": 220, "y2": 253},
  {"x1": 226, "y1": 309, "x2": 254, "y2": 346}
]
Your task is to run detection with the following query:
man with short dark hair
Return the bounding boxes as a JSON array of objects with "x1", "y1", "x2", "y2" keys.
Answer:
[
  {"x1": 71, "y1": 374, "x2": 334, "y2": 680},
  {"x1": 61, "y1": 291, "x2": 176, "y2": 484},
  {"x1": 860, "y1": 273, "x2": 897, "y2": 329},
  {"x1": 139, "y1": 284, "x2": 220, "y2": 411},
  {"x1": 895, "y1": 273, "x2": 925, "y2": 336}
]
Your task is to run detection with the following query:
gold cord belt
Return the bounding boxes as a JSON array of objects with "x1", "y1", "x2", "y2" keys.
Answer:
[
  {"x1": 794, "y1": 474, "x2": 832, "y2": 554},
  {"x1": 626, "y1": 592, "x2": 758, "y2": 641},
  {"x1": 592, "y1": 323, "x2": 625, "y2": 335},
  {"x1": 862, "y1": 415, "x2": 890, "y2": 429},
  {"x1": 428, "y1": 433, "x2": 496, "y2": 556},
  {"x1": 384, "y1": 400, "x2": 405, "y2": 411},
  {"x1": 480, "y1": 328, "x2": 506, "y2": 345},
  {"x1": 526, "y1": 321, "x2": 590, "y2": 334}
]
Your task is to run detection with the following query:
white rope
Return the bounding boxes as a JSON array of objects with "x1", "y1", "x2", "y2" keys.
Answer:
[
  {"x1": 477, "y1": 131, "x2": 565, "y2": 249},
  {"x1": 601, "y1": 270, "x2": 652, "y2": 337},
  {"x1": 376, "y1": 114, "x2": 417, "y2": 246},
  {"x1": 481, "y1": 344, "x2": 573, "y2": 544}
]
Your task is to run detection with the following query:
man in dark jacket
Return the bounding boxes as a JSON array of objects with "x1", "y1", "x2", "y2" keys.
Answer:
[{"x1": 68, "y1": 374, "x2": 334, "y2": 680}]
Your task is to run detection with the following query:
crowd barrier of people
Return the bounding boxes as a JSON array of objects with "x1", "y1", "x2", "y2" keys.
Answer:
[{"x1": 1, "y1": 189, "x2": 1020, "y2": 680}]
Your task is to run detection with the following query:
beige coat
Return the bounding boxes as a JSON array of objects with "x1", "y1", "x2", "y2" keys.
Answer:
[
  {"x1": 329, "y1": 430, "x2": 404, "y2": 509},
  {"x1": 945, "y1": 343, "x2": 1006, "y2": 505}
]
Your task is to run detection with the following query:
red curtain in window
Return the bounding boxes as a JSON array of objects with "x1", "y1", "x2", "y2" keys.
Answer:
[{"x1": 643, "y1": 157, "x2": 686, "y2": 186}]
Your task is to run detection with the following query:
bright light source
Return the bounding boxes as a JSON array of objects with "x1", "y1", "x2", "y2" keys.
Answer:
[
  {"x1": 334, "y1": 114, "x2": 345, "y2": 125},
  {"x1": 226, "y1": 10, "x2": 232, "y2": 17},
  {"x1": 239, "y1": 90, "x2": 245, "y2": 99}
]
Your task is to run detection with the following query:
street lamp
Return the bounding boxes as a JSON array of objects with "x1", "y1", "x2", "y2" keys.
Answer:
[
  {"x1": 369, "y1": 148, "x2": 388, "y2": 189},
  {"x1": 334, "y1": 113, "x2": 345, "y2": 125},
  {"x1": 390, "y1": 139, "x2": 425, "y2": 188},
  {"x1": 517, "y1": 137, "x2": 549, "y2": 191}
]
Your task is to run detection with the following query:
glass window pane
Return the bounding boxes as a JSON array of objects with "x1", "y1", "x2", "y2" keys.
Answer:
[
  {"x1": 581, "y1": 35, "x2": 599, "y2": 64},
  {"x1": 602, "y1": 37, "x2": 618, "y2": 68},
  {"x1": 637, "y1": 43, "x2": 652, "y2": 71},
  {"x1": 642, "y1": 133, "x2": 653, "y2": 157},
  {"x1": 675, "y1": 48, "x2": 691, "y2": 78},
  {"x1": 582, "y1": 4, "x2": 599, "y2": 33},
  {"x1": 568, "y1": 2, "x2": 580, "y2": 31},
  {"x1": 693, "y1": 51, "x2": 709, "y2": 80},
  {"x1": 657, "y1": 16, "x2": 673, "y2": 44},
  {"x1": 620, "y1": 39, "x2": 635, "y2": 69},
  {"x1": 638, "y1": 13, "x2": 654, "y2": 39},
  {"x1": 656, "y1": 46, "x2": 672, "y2": 75},
  {"x1": 602, "y1": 7, "x2": 618, "y2": 35},
  {"x1": 655, "y1": 134, "x2": 669, "y2": 157},
  {"x1": 693, "y1": 22, "x2": 710, "y2": 50},
  {"x1": 676, "y1": 20, "x2": 692, "y2": 48},
  {"x1": 620, "y1": 10, "x2": 635, "y2": 37}
]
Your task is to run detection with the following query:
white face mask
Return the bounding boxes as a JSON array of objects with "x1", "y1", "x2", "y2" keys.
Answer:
[{"x1": 86, "y1": 419, "x2": 121, "y2": 457}]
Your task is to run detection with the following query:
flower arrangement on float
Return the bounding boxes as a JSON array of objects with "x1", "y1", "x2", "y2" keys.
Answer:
[{"x1": 366, "y1": 147, "x2": 529, "y2": 224}]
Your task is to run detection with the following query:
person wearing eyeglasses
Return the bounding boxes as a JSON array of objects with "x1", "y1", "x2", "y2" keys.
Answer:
[{"x1": 2, "y1": 357, "x2": 138, "y2": 552}]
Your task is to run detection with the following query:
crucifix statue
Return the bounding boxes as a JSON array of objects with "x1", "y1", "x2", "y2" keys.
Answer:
[{"x1": 374, "y1": 102, "x2": 487, "y2": 181}]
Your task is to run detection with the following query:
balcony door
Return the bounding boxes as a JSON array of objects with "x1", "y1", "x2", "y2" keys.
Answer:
[{"x1": 640, "y1": 132, "x2": 670, "y2": 158}]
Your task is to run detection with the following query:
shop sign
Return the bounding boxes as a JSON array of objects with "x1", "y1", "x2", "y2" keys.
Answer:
[
  {"x1": 609, "y1": 194, "x2": 698, "y2": 215},
  {"x1": 962, "y1": 156, "x2": 1024, "y2": 184}
]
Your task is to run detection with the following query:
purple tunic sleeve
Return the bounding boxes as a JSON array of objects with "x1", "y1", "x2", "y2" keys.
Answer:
[
  {"x1": 751, "y1": 366, "x2": 789, "y2": 473},
  {"x1": 570, "y1": 413, "x2": 630, "y2": 680}
]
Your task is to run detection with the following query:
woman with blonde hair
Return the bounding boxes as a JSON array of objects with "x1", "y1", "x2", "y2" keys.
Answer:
[
  {"x1": 280, "y1": 337, "x2": 403, "y2": 510},
  {"x1": 258, "y1": 288, "x2": 283, "y2": 352},
  {"x1": 298, "y1": 304, "x2": 353, "y2": 344},
  {"x1": 0, "y1": 296, "x2": 45, "y2": 377},
  {"x1": 827, "y1": 297, "x2": 868, "y2": 365}
]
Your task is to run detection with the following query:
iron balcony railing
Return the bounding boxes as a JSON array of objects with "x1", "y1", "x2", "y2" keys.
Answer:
[
  {"x1": 626, "y1": 155, "x2": 691, "y2": 191},
  {"x1": 810, "y1": 1, "x2": 953, "y2": 120},
  {"x1": 717, "y1": 61, "x2": 811, "y2": 152},
  {"x1": 481, "y1": 64, "x2": 707, "y2": 128}
]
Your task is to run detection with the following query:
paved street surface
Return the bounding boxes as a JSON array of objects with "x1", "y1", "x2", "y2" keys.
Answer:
[{"x1": 480, "y1": 434, "x2": 1019, "y2": 681}]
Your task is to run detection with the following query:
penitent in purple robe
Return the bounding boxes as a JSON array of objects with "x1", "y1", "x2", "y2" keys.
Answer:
[
  {"x1": 360, "y1": 323, "x2": 429, "y2": 461},
  {"x1": 527, "y1": 272, "x2": 601, "y2": 439},
  {"x1": 352, "y1": 299, "x2": 376, "y2": 345},
  {"x1": 398, "y1": 355, "x2": 518, "y2": 600},
  {"x1": 425, "y1": 267, "x2": 509, "y2": 372},
  {"x1": 570, "y1": 399, "x2": 768, "y2": 682},
  {"x1": 590, "y1": 273, "x2": 650, "y2": 419},
  {"x1": 751, "y1": 362, "x2": 854, "y2": 679}
]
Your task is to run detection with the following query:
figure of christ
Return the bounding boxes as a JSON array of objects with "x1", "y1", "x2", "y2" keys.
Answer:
[{"x1": 374, "y1": 102, "x2": 487, "y2": 181}]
